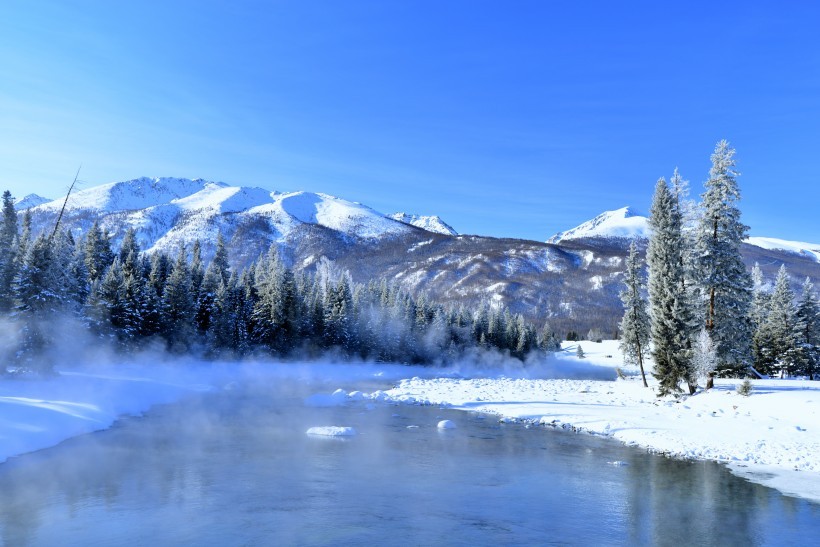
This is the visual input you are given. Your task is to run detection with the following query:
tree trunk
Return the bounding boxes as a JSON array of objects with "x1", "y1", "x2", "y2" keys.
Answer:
[
  {"x1": 706, "y1": 372, "x2": 715, "y2": 390},
  {"x1": 637, "y1": 350, "x2": 648, "y2": 388}
]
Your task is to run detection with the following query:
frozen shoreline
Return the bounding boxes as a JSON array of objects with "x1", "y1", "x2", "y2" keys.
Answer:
[
  {"x1": 1, "y1": 344, "x2": 818, "y2": 506},
  {"x1": 377, "y1": 341, "x2": 820, "y2": 505}
]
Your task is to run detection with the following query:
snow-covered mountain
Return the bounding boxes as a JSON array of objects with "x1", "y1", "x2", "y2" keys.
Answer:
[
  {"x1": 551, "y1": 206, "x2": 820, "y2": 264},
  {"x1": 547, "y1": 207, "x2": 649, "y2": 244},
  {"x1": 18, "y1": 179, "x2": 820, "y2": 336},
  {"x1": 27, "y1": 177, "x2": 438, "y2": 257},
  {"x1": 388, "y1": 212, "x2": 457, "y2": 235},
  {"x1": 15, "y1": 194, "x2": 50, "y2": 209},
  {"x1": 745, "y1": 237, "x2": 820, "y2": 263}
]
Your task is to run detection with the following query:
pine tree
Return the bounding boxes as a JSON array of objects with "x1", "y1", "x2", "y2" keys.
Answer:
[
  {"x1": 0, "y1": 191, "x2": 18, "y2": 312},
  {"x1": 794, "y1": 278, "x2": 820, "y2": 379},
  {"x1": 538, "y1": 322, "x2": 560, "y2": 352},
  {"x1": 619, "y1": 241, "x2": 651, "y2": 387},
  {"x1": 647, "y1": 178, "x2": 697, "y2": 395},
  {"x1": 84, "y1": 221, "x2": 114, "y2": 284},
  {"x1": 252, "y1": 246, "x2": 297, "y2": 353},
  {"x1": 161, "y1": 244, "x2": 195, "y2": 350},
  {"x1": 211, "y1": 231, "x2": 230, "y2": 285},
  {"x1": 692, "y1": 329, "x2": 717, "y2": 388},
  {"x1": 18, "y1": 209, "x2": 32, "y2": 262},
  {"x1": 754, "y1": 265, "x2": 799, "y2": 376},
  {"x1": 12, "y1": 234, "x2": 67, "y2": 372},
  {"x1": 694, "y1": 140, "x2": 754, "y2": 376}
]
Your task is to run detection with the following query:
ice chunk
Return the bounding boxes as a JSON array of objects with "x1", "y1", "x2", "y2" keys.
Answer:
[
  {"x1": 306, "y1": 426, "x2": 357, "y2": 437},
  {"x1": 437, "y1": 420, "x2": 456, "y2": 429}
]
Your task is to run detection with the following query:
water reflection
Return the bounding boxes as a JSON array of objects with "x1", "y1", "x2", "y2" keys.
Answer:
[{"x1": 0, "y1": 380, "x2": 817, "y2": 546}]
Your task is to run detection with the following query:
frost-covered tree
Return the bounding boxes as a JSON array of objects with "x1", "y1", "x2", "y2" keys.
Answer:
[
  {"x1": 0, "y1": 191, "x2": 18, "y2": 312},
  {"x1": 161, "y1": 244, "x2": 195, "y2": 350},
  {"x1": 538, "y1": 322, "x2": 561, "y2": 352},
  {"x1": 13, "y1": 234, "x2": 68, "y2": 372},
  {"x1": 83, "y1": 221, "x2": 114, "y2": 284},
  {"x1": 694, "y1": 140, "x2": 753, "y2": 376},
  {"x1": 618, "y1": 241, "x2": 650, "y2": 387},
  {"x1": 754, "y1": 265, "x2": 799, "y2": 376},
  {"x1": 692, "y1": 329, "x2": 717, "y2": 388},
  {"x1": 794, "y1": 278, "x2": 820, "y2": 379},
  {"x1": 647, "y1": 178, "x2": 697, "y2": 395}
]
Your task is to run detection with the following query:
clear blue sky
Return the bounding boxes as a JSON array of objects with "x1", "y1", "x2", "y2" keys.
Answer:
[{"x1": 1, "y1": 1, "x2": 818, "y2": 242}]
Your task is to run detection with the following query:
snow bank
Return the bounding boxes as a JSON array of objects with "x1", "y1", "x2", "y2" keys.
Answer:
[
  {"x1": 0, "y1": 363, "x2": 221, "y2": 464},
  {"x1": 380, "y1": 375, "x2": 820, "y2": 504},
  {"x1": 0, "y1": 360, "x2": 418, "y2": 465}
]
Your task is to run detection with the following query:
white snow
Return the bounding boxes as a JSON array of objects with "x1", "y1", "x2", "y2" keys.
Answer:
[
  {"x1": 306, "y1": 426, "x2": 357, "y2": 437},
  {"x1": 745, "y1": 236, "x2": 820, "y2": 262},
  {"x1": 14, "y1": 194, "x2": 51, "y2": 209},
  {"x1": 373, "y1": 340, "x2": 820, "y2": 504},
  {"x1": 28, "y1": 178, "x2": 415, "y2": 255},
  {"x1": 437, "y1": 419, "x2": 456, "y2": 429},
  {"x1": 34, "y1": 177, "x2": 217, "y2": 213},
  {"x1": 2, "y1": 348, "x2": 820, "y2": 505},
  {"x1": 0, "y1": 363, "x2": 220, "y2": 464},
  {"x1": 548, "y1": 206, "x2": 649, "y2": 243},
  {"x1": 388, "y1": 212, "x2": 457, "y2": 235}
]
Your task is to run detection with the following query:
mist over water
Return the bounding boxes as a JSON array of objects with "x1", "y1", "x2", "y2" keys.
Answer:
[{"x1": 0, "y1": 374, "x2": 817, "y2": 546}]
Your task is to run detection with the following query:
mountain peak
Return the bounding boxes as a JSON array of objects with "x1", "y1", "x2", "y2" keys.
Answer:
[
  {"x1": 548, "y1": 206, "x2": 648, "y2": 244},
  {"x1": 15, "y1": 194, "x2": 51, "y2": 209},
  {"x1": 388, "y1": 213, "x2": 457, "y2": 235}
]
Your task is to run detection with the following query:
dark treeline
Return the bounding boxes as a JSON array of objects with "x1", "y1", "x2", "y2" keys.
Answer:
[{"x1": 0, "y1": 192, "x2": 560, "y2": 373}]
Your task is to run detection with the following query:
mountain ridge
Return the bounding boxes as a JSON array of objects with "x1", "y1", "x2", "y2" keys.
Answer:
[{"x1": 16, "y1": 177, "x2": 820, "y2": 335}]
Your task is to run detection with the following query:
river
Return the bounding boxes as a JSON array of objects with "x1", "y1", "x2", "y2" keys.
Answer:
[{"x1": 0, "y1": 376, "x2": 817, "y2": 546}]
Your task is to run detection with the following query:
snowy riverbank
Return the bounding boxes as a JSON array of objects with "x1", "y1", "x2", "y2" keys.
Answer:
[
  {"x1": 376, "y1": 341, "x2": 820, "y2": 505},
  {"x1": 1, "y1": 343, "x2": 819, "y2": 506}
]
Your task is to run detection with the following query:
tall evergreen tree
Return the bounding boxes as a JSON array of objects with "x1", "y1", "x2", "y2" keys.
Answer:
[
  {"x1": 619, "y1": 241, "x2": 651, "y2": 387},
  {"x1": 84, "y1": 221, "x2": 114, "y2": 284},
  {"x1": 161, "y1": 244, "x2": 195, "y2": 350},
  {"x1": 0, "y1": 191, "x2": 18, "y2": 312},
  {"x1": 694, "y1": 140, "x2": 754, "y2": 375},
  {"x1": 647, "y1": 178, "x2": 697, "y2": 395},
  {"x1": 794, "y1": 278, "x2": 820, "y2": 379},
  {"x1": 754, "y1": 266, "x2": 800, "y2": 376}
]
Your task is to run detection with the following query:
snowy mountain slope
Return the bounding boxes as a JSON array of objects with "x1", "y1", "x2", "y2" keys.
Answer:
[
  {"x1": 35, "y1": 177, "x2": 216, "y2": 213},
  {"x1": 745, "y1": 237, "x2": 820, "y2": 263},
  {"x1": 17, "y1": 179, "x2": 820, "y2": 335},
  {"x1": 26, "y1": 178, "x2": 415, "y2": 255},
  {"x1": 547, "y1": 207, "x2": 649, "y2": 244},
  {"x1": 388, "y1": 212, "x2": 458, "y2": 235},
  {"x1": 15, "y1": 194, "x2": 50, "y2": 209},
  {"x1": 550, "y1": 207, "x2": 819, "y2": 265}
]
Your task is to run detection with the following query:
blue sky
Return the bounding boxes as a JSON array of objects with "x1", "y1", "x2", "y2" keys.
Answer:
[{"x1": 1, "y1": 1, "x2": 818, "y2": 242}]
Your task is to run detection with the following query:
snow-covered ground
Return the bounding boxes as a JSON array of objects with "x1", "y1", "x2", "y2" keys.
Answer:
[
  {"x1": 1, "y1": 346, "x2": 819, "y2": 506},
  {"x1": 376, "y1": 340, "x2": 820, "y2": 504}
]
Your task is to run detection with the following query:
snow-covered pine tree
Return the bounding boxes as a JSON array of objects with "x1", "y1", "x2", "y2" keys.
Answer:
[
  {"x1": 619, "y1": 241, "x2": 650, "y2": 387},
  {"x1": 0, "y1": 191, "x2": 18, "y2": 312},
  {"x1": 750, "y1": 263, "x2": 771, "y2": 328},
  {"x1": 647, "y1": 178, "x2": 697, "y2": 395},
  {"x1": 83, "y1": 221, "x2": 114, "y2": 284},
  {"x1": 754, "y1": 265, "x2": 799, "y2": 376},
  {"x1": 538, "y1": 322, "x2": 560, "y2": 352},
  {"x1": 161, "y1": 244, "x2": 195, "y2": 350},
  {"x1": 794, "y1": 277, "x2": 820, "y2": 379},
  {"x1": 692, "y1": 328, "x2": 717, "y2": 388},
  {"x1": 694, "y1": 140, "x2": 754, "y2": 376},
  {"x1": 190, "y1": 239, "x2": 204, "y2": 299},
  {"x1": 252, "y1": 245, "x2": 297, "y2": 353},
  {"x1": 12, "y1": 234, "x2": 68, "y2": 372}
]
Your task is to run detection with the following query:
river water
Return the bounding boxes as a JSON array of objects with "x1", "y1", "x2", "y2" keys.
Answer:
[{"x1": 0, "y1": 377, "x2": 817, "y2": 546}]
